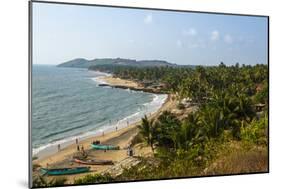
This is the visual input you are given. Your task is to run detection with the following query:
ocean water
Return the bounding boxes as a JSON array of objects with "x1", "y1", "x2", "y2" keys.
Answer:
[{"x1": 32, "y1": 65, "x2": 167, "y2": 156}]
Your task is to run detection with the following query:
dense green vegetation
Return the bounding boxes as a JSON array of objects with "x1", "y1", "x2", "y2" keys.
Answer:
[
  {"x1": 58, "y1": 57, "x2": 175, "y2": 68},
  {"x1": 90, "y1": 63, "x2": 268, "y2": 104},
  {"x1": 38, "y1": 62, "x2": 268, "y2": 185},
  {"x1": 74, "y1": 173, "x2": 114, "y2": 184},
  {"x1": 32, "y1": 175, "x2": 67, "y2": 188},
  {"x1": 116, "y1": 112, "x2": 268, "y2": 180},
  {"x1": 90, "y1": 62, "x2": 268, "y2": 180}
]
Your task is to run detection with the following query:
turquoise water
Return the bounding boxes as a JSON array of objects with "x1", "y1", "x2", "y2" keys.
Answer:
[{"x1": 32, "y1": 65, "x2": 166, "y2": 155}]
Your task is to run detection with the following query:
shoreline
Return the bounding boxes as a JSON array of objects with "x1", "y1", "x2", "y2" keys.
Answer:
[
  {"x1": 33, "y1": 74, "x2": 171, "y2": 166},
  {"x1": 32, "y1": 72, "x2": 166, "y2": 158},
  {"x1": 33, "y1": 94, "x2": 168, "y2": 159},
  {"x1": 32, "y1": 73, "x2": 178, "y2": 184},
  {"x1": 96, "y1": 75, "x2": 167, "y2": 94},
  {"x1": 34, "y1": 92, "x2": 175, "y2": 183},
  {"x1": 33, "y1": 92, "x2": 167, "y2": 159},
  {"x1": 98, "y1": 75, "x2": 139, "y2": 88}
]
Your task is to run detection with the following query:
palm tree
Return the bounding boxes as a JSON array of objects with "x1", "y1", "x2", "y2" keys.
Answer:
[
  {"x1": 138, "y1": 115, "x2": 157, "y2": 153},
  {"x1": 210, "y1": 89, "x2": 256, "y2": 139},
  {"x1": 156, "y1": 111, "x2": 181, "y2": 148},
  {"x1": 198, "y1": 105, "x2": 223, "y2": 138},
  {"x1": 178, "y1": 113, "x2": 201, "y2": 150}
]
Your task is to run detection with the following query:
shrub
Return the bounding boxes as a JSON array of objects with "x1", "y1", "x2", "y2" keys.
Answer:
[
  {"x1": 241, "y1": 115, "x2": 268, "y2": 145},
  {"x1": 74, "y1": 173, "x2": 113, "y2": 184},
  {"x1": 204, "y1": 147, "x2": 268, "y2": 175},
  {"x1": 32, "y1": 175, "x2": 67, "y2": 187},
  {"x1": 177, "y1": 103, "x2": 185, "y2": 110}
]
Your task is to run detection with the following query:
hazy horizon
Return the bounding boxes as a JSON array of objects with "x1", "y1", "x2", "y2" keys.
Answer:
[
  {"x1": 33, "y1": 57, "x2": 267, "y2": 67},
  {"x1": 33, "y1": 2, "x2": 268, "y2": 66}
]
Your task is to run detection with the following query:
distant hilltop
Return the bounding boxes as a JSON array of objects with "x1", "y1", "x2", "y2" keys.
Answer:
[{"x1": 57, "y1": 58, "x2": 178, "y2": 68}]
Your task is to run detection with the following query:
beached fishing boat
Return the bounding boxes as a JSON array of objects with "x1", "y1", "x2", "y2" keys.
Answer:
[
  {"x1": 40, "y1": 166, "x2": 90, "y2": 176},
  {"x1": 91, "y1": 144, "x2": 120, "y2": 150},
  {"x1": 74, "y1": 158, "x2": 114, "y2": 165}
]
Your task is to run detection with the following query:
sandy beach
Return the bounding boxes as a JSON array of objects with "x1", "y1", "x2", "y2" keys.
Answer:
[
  {"x1": 100, "y1": 75, "x2": 139, "y2": 88},
  {"x1": 97, "y1": 75, "x2": 166, "y2": 94},
  {"x1": 33, "y1": 76, "x2": 177, "y2": 183}
]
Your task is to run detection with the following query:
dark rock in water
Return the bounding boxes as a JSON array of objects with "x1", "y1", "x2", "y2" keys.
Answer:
[
  {"x1": 96, "y1": 81, "x2": 165, "y2": 94},
  {"x1": 98, "y1": 84, "x2": 110, "y2": 87},
  {"x1": 112, "y1": 85, "x2": 165, "y2": 94}
]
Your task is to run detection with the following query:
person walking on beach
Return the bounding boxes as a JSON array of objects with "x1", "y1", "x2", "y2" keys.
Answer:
[
  {"x1": 77, "y1": 145, "x2": 80, "y2": 151},
  {"x1": 75, "y1": 138, "x2": 78, "y2": 144},
  {"x1": 81, "y1": 145, "x2": 86, "y2": 157},
  {"x1": 116, "y1": 126, "x2": 118, "y2": 131},
  {"x1": 57, "y1": 144, "x2": 61, "y2": 152},
  {"x1": 127, "y1": 146, "x2": 133, "y2": 157}
]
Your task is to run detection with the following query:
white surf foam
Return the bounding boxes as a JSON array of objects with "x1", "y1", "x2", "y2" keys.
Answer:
[
  {"x1": 33, "y1": 72, "x2": 168, "y2": 158},
  {"x1": 91, "y1": 77, "x2": 109, "y2": 86}
]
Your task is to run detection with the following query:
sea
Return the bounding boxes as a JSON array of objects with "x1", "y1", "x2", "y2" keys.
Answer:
[{"x1": 32, "y1": 65, "x2": 167, "y2": 157}]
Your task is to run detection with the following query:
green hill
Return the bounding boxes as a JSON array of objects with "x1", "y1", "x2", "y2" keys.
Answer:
[{"x1": 57, "y1": 58, "x2": 177, "y2": 68}]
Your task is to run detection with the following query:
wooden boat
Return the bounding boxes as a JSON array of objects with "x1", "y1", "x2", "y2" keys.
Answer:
[
  {"x1": 74, "y1": 158, "x2": 114, "y2": 165},
  {"x1": 91, "y1": 144, "x2": 120, "y2": 150},
  {"x1": 40, "y1": 166, "x2": 90, "y2": 176}
]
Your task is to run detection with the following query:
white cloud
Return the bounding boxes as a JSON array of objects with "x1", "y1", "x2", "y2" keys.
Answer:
[
  {"x1": 224, "y1": 34, "x2": 233, "y2": 44},
  {"x1": 144, "y1": 14, "x2": 153, "y2": 24},
  {"x1": 182, "y1": 28, "x2": 197, "y2": 36},
  {"x1": 210, "y1": 30, "x2": 219, "y2": 41},
  {"x1": 176, "y1": 40, "x2": 183, "y2": 48}
]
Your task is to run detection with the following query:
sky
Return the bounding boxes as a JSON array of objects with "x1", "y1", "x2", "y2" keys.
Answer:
[{"x1": 32, "y1": 2, "x2": 268, "y2": 66}]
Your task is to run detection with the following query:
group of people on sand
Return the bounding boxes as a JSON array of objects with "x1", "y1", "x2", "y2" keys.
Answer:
[
  {"x1": 92, "y1": 140, "x2": 100, "y2": 145},
  {"x1": 55, "y1": 124, "x2": 133, "y2": 158},
  {"x1": 76, "y1": 138, "x2": 87, "y2": 156},
  {"x1": 55, "y1": 125, "x2": 122, "y2": 152},
  {"x1": 55, "y1": 120, "x2": 127, "y2": 153},
  {"x1": 57, "y1": 138, "x2": 86, "y2": 153}
]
